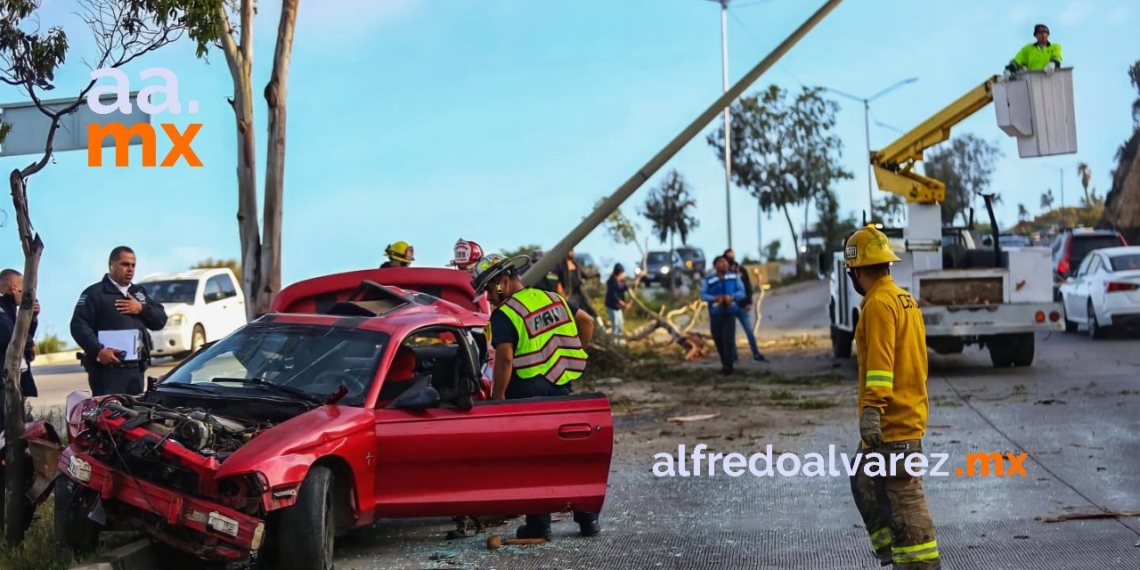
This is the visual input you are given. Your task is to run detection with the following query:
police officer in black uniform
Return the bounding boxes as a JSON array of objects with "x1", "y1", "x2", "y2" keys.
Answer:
[{"x1": 70, "y1": 246, "x2": 168, "y2": 396}]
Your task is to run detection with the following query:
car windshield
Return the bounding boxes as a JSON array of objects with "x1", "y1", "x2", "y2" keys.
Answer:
[
  {"x1": 160, "y1": 323, "x2": 388, "y2": 407},
  {"x1": 648, "y1": 252, "x2": 668, "y2": 263},
  {"x1": 1109, "y1": 253, "x2": 1140, "y2": 272},
  {"x1": 1071, "y1": 236, "x2": 1124, "y2": 265},
  {"x1": 143, "y1": 280, "x2": 198, "y2": 304}
]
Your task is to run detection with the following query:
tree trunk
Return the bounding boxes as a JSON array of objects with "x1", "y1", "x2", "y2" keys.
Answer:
[
  {"x1": 781, "y1": 203, "x2": 801, "y2": 277},
  {"x1": 218, "y1": 0, "x2": 262, "y2": 322},
  {"x1": 258, "y1": 0, "x2": 300, "y2": 318},
  {"x1": 668, "y1": 233, "x2": 675, "y2": 297},
  {"x1": 4, "y1": 170, "x2": 41, "y2": 544}
]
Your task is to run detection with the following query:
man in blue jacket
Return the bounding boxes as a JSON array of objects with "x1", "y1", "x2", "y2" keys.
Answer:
[{"x1": 701, "y1": 255, "x2": 746, "y2": 375}]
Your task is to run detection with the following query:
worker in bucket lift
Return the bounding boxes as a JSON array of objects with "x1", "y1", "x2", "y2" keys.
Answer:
[
  {"x1": 1003, "y1": 23, "x2": 1062, "y2": 80},
  {"x1": 451, "y1": 238, "x2": 484, "y2": 274},
  {"x1": 381, "y1": 241, "x2": 414, "y2": 268},
  {"x1": 844, "y1": 225, "x2": 940, "y2": 569}
]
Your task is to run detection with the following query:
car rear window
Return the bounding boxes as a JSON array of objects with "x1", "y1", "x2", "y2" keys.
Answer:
[
  {"x1": 1108, "y1": 253, "x2": 1140, "y2": 272},
  {"x1": 1070, "y1": 235, "x2": 1124, "y2": 264}
]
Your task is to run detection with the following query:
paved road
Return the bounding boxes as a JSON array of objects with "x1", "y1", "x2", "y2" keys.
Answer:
[
  {"x1": 28, "y1": 359, "x2": 178, "y2": 418},
  {"x1": 39, "y1": 281, "x2": 1140, "y2": 569}
]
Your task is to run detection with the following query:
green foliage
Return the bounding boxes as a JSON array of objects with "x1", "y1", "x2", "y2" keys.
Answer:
[
  {"x1": 875, "y1": 194, "x2": 906, "y2": 226},
  {"x1": 922, "y1": 133, "x2": 1004, "y2": 225},
  {"x1": 708, "y1": 84, "x2": 853, "y2": 264},
  {"x1": 639, "y1": 169, "x2": 699, "y2": 248},
  {"x1": 764, "y1": 239, "x2": 782, "y2": 262},
  {"x1": 595, "y1": 198, "x2": 640, "y2": 252},
  {"x1": 814, "y1": 190, "x2": 859, "y2": 256},
  {"x1": 0, "y1": 502, "x2": 139, "y2": 570},
  {"x1": 35, "y1": 332, "x2": 68, "y2": 354},
  {"x1": 122, "y1": 0, "x2": 232, "y2": 58},
  {"x1": 191, "y1": 257, "x2": 241, "y2": 277},
  {"x1": 502, "y1": 244, "x2": 541, "y2": 258}
]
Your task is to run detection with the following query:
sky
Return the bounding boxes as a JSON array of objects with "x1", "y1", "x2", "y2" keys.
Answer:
[{"x1": 0, "y1": 0, "x2": 1137, "y2": 342}]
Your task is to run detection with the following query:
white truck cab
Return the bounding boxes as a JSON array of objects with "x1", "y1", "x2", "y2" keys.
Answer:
[{"x1": 138, "y1": 268, "x2": 247, "y2": 359}]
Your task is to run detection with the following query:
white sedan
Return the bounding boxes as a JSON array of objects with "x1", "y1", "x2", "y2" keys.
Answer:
[{"x1": 1059, "y1": 245, "x2": 1140, "y2": 338}]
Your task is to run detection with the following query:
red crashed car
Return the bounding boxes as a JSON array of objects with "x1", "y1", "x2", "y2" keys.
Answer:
[{"x1": 54, "y1": 267, "x2": 613, "y2": 569}]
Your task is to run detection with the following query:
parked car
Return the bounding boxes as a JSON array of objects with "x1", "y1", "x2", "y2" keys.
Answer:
[
  {"x1": 635, "y1": 250, "x2": 683, "y2": 286},
  {"x1": 138, "y1": 268, "x2": 247, "y2": 359},
  {"x1": 55, "y1": 267, "x2": 614, "y2": 569},
  {"x1": 674, "y1": 246, "x2": 707, "y2": 276},
  {"x1": 1050, "y1": 228, "x2": 1127, "y2": 300},
  {"x1": 1058, "y1": 245, "x2": 1140, "y2": 338}
]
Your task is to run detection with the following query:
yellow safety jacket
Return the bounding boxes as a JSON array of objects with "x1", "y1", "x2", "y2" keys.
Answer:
[
  {"x1": 1012, "y1": 42, "x2": 1062, "y2": 71},
  {"x1": 854, "y1": 275, "x2": 929, "y2": 443},
  {"x1": 499, "y1": 288, "x2": 588, "y2": 385}
]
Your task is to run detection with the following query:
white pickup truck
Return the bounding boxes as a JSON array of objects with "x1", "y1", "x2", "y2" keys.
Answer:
[
  {"x1": 828, "y1": 223, "x2": 1065, "y2": 368},
  {"x1": 138, "y1": 267, "x2": 248, "y2": 358}
]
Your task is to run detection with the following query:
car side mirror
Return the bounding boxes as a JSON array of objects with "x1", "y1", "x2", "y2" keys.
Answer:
[{"x1": 392, "y1": 385, "x2": 441, "y2": 412}]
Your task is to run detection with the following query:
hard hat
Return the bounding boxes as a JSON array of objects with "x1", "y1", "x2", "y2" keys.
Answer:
[
  {"x1": 385, "y1": 241, "x2": 415, "y2": 264},
  {"x1": 452, "y1": 239, "x2": 484, "y2": 271},
  {"x1": 844, "y1": 224, "x2": 900, "y2": 268},
  {"x1": 471, "y1": 254, "x2": 528, "y2": 298}
]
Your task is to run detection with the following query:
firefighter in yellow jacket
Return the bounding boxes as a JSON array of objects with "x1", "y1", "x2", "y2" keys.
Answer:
[
  {"x1": 470, "y1": 254, "x2": 600, "y2": 540},
  {"x1": 844, "y1": 225, "x2": 940, "y2": 569}
]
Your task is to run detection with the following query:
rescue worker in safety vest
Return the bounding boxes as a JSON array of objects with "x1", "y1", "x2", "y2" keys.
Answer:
[
  {"x1": 381, "y1": 241, "x2": 414, "y2": 268},
  {"x1": 470, "y1": 254, "x2": 601, "y2": 540},
  {"x1": 845, "y1": 225, "x2": 940, "y2": 570},
  {"x1": 1003, "y1": 23, "x2": 1062, "y2": 80}
]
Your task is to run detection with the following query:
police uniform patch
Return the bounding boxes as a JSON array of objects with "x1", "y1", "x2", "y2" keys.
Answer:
[
  {"x1": 845, "y1": 246, "x2": 857, "y2": 259},
  {"x1": 134, "y1": 292, "x2": 146, "y2": 302}
]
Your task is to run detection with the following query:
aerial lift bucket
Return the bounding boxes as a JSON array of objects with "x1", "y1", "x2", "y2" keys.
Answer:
[{"x1": 993, "y1": 68, "x2": 1078, "y2": 158}]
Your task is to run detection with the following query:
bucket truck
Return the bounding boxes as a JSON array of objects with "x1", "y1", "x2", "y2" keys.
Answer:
[{"x1": 829, "y1": 69, "x2": 1078, "y2": 367}]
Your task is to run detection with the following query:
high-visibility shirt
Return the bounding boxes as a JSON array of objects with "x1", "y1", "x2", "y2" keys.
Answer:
[
  {"x1": 854, "y1": 275, "x2": 929, "y2": 442},
  {"x1": 1012, "y1": 42, "x2": 1062, "y2": 71},
  {"x1": 492, "y1": 287, "x2": 589, "y2": 385}
]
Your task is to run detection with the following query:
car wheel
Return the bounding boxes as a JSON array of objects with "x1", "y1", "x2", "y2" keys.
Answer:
[
  {"x1": 53, "y1": 477, "x2": 101, "y2": 553},
  {"x1": 277, "y1": 465, "x2": 335, "y2": 570},
  {"x1": 1011, "y1": 333, "x2": 1034, "y2": 367},
  {"x1": 1061, "y1": 297, "x2": 1078, "y2": 333},
  {"x1": 191, "y1": 325, "x2": 206, "y2": 353},
  {"x1": 988, "y1": 336, "x2": 1014, "y2": 368},
  {"x1": 1087, "y1": 301, "x2": 1107, "y2": 340}
]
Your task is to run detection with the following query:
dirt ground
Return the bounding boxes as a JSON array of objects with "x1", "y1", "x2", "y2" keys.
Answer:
[{"x1": 577, "y1": 332, "x2": 857, "y2": 466}]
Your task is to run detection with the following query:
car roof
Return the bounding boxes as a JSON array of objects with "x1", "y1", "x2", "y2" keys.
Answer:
[
  {"x1": 139, "y1": 268, "x2": 229, "y2": 282},
  {"x1": 1091, "y1": 246, "x2": 1140, "y2": 256}
]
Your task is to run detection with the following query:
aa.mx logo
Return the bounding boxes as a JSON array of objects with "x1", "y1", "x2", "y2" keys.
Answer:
[{"x1": 86, "y1": 68, "x2": 202, "y2": 168}]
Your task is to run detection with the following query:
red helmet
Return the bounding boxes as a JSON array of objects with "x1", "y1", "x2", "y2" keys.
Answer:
[{"x1": 452, "y1": 239, "x2": 484, "y2": 272}]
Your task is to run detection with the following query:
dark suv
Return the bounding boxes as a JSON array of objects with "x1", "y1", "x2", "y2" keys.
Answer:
[
  {"x1": 1051, "y1": 228, "x2": 1128, "y2": 298},
  {"x1": 674, "y1": 246, "x2": 707, "y2": 277}
]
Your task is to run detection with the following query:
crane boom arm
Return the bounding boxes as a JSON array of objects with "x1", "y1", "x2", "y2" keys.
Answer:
[{"x1": 869, "y1": 75, "x2": 998, "y2": 204}]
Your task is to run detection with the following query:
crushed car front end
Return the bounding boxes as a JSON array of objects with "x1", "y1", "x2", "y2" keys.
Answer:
[{"x1": 57, "y1": 393, "x2": 281, "y2": 562}]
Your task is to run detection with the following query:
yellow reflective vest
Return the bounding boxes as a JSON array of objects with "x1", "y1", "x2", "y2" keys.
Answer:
[
  {"x1": 499, "y1": 288, "x2": 589, "y2": 385},
  {"x1": 854, "y1": 275, "x2": 929, "y2": 443},
  {"x1": 1012, "y1": 41, "x2": 1062, "y2": 71}
]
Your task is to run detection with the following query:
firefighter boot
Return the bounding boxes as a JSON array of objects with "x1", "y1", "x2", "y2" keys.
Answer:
[{"x1": 516, "y1": 514, "x2": 553, "y2": 541}]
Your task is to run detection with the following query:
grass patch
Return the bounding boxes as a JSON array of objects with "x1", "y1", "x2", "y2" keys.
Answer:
[{"x1": 0, "y1": 502, "x2": 142, "y2": 570}]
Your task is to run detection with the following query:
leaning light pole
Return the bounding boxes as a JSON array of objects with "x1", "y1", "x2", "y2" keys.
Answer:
[
  {"x1": 709, "y1": 0, "x2": 734, "y2": 250},
  {"x1": 523, "y1": 0, "x2": 847, "y2": 286}
]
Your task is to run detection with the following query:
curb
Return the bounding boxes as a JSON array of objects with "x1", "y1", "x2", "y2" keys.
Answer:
[
  {"x1": 30, "y1": 351, "x2": 79, "y2": 366},
  {"x1": 69, "y1": 539, "x2": 157, "y2": 570}
]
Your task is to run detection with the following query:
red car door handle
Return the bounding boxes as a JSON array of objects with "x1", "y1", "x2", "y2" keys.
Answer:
[{"x1": 559, "y1": 424, "x2": 593, "y2": 439}]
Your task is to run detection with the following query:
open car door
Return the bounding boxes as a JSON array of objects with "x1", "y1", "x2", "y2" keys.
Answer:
[{"x1": 370, "y1": 326, "x2": 613, "y2": 519}]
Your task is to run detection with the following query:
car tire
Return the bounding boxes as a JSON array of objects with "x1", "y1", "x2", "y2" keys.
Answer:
[
  {"x1": 277, "y1": 465, "x2": 335, "y2": 570},
  {"x1": 830, "y1": 325, "x2": 852, "y2": 359},
  {"x1": 53, "y1": 477, "x2": 101, "y2": 553},
  {"x1": 1011, "y1": 333, "x2": 1034, "y2": 367},
  {"x1": 1087, "y1": 301, "x2": 1108, "y2": 340},
  {"x1": 988, "y1": 337, "x2": 1014, "y2": 368},
  {"x1": 1060, "y1": 296, "x2": 1078, "y2": 333},
  {"x1": 191, "y1": 325, "x2": 206, "y2": 353}
]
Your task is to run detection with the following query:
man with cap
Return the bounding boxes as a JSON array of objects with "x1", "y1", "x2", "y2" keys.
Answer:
[
  {"x1": 844, "y1": 225, "x2": 940, "y2": 569},
  {"x1": 470, "y1": 254, "x2": 601, "y2": 540},
  {"x1": 1004, "y1": 24, "x2": 1062, "y2": 80}
]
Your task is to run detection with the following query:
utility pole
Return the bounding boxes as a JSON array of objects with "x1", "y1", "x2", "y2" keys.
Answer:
[{"x1": 717, "y1": 0, "x2": 734, "y2": 250}]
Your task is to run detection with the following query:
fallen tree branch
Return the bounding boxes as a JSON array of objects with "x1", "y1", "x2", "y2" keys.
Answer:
[{"x1": 1037, "y1": 511, "x2": 1140, "y2": 523}]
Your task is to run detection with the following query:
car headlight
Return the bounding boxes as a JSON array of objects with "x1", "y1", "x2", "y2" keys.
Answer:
[
  {"x1": 168, "y1": 314, "x2": 184, "y2": 327},
  {"x1": 661, "y1": 267, "x2": 670, "y2": 274}
]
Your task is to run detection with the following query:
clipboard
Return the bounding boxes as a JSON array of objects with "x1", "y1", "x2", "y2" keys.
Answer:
[{"x1": 98, "y1": 329, "x2": 142, "y2": 361}]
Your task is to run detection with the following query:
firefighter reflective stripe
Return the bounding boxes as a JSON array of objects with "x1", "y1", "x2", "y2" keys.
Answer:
[
  {"x1": 513, "y1": 335, "x2": 582, "y2": 367},
  {"x1": 500, "y1": 288, "x2": 589, "y2": 385},
  {"x1": 866, "y1": 369, "x2": 894, "y2": 389},
  {"x1": 892, "y1": 540, "x2": 939, "y2": 563},
  {"x1": 870, "y1": 527, "x2": 893, "y2": 551}
]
